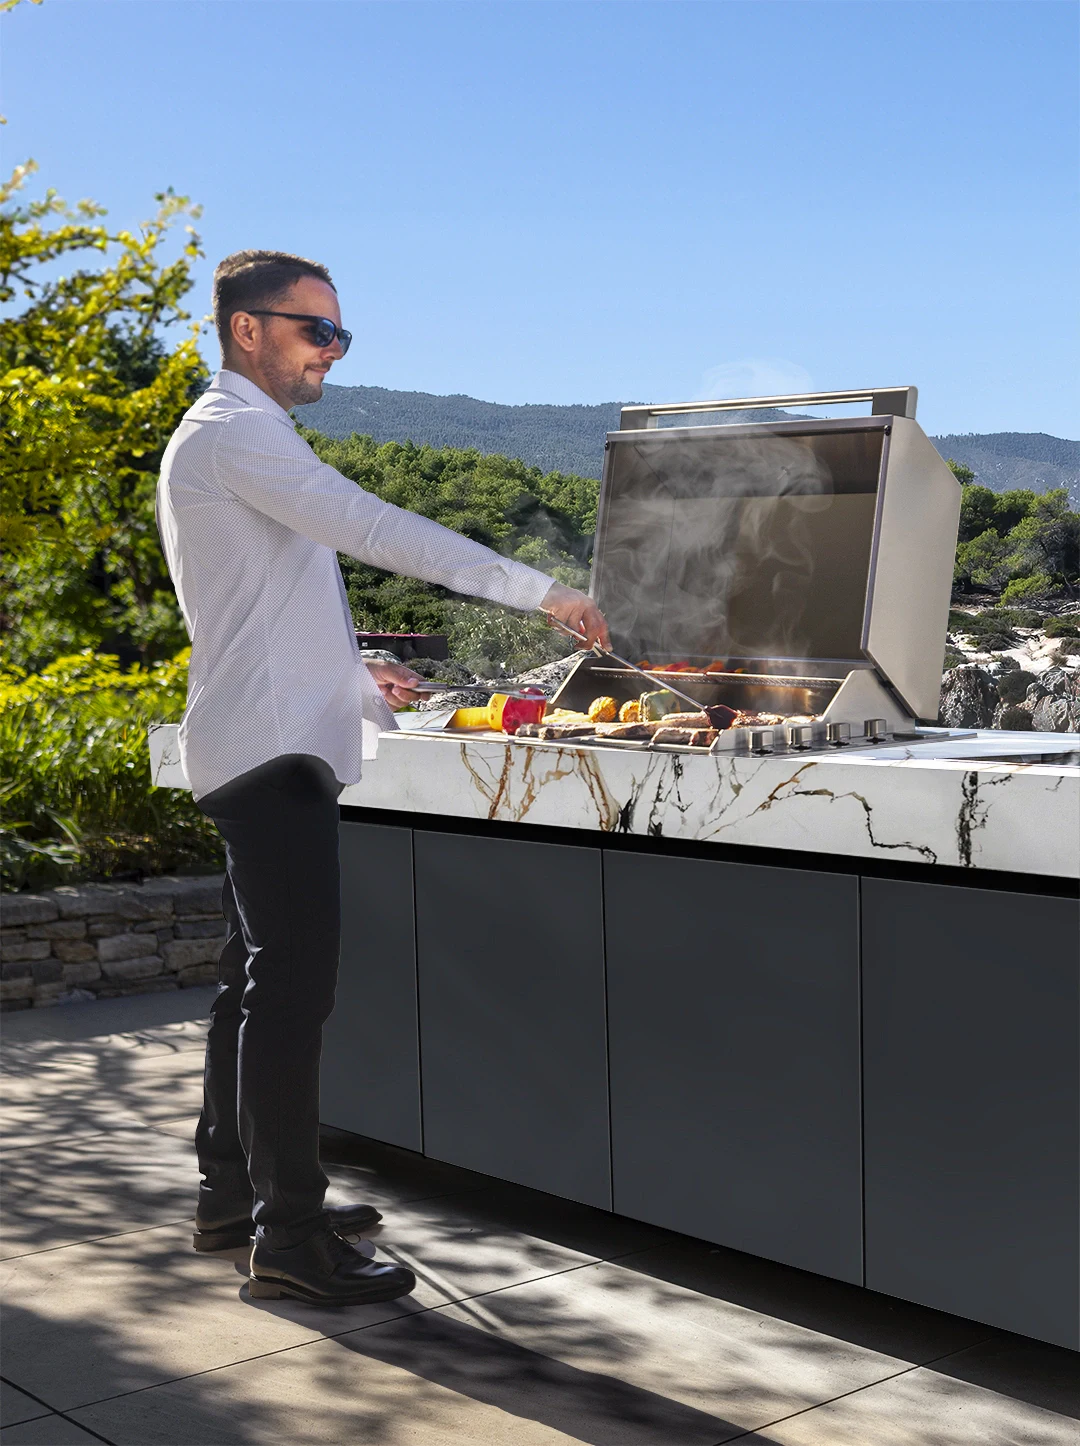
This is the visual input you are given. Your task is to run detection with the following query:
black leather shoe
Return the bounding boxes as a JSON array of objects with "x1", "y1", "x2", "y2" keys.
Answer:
[
  {"x1": 193, "y1": 1201, "x2": 382, "y2": 1253},
  {"x1": 248, "y1": 1226, "x2": 416, "y2": 1305}
]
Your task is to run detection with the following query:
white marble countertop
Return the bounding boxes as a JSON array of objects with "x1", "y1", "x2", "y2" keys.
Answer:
[{"x1": 149, "y1": 724, "x2": 1079, "y2": 879}]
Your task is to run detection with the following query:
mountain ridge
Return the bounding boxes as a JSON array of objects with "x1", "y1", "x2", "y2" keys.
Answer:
[{"x1": 297, "y1": 384, "x2": 1079, "y2": 503}]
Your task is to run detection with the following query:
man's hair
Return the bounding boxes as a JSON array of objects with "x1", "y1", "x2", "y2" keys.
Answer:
[{"x1": 213, "y1": 250, "x2": 336, "y2": 352}]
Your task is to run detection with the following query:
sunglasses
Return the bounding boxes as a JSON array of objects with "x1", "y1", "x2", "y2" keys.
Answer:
[{"x1": 247, "y1": 310, "x2": 352, "y2": 356}]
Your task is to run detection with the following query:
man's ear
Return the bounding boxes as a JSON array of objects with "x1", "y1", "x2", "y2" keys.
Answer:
[{"x1": 230, "y1": 310, "x2": 259, "y2": 356}]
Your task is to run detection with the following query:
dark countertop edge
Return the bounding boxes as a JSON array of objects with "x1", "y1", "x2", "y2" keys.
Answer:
[{"x1": 338, "y1": 804, "x2": 1079, "y2": 900}]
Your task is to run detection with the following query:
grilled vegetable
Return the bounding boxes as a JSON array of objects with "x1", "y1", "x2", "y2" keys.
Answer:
[
  {"x1": 587, "y1": 696, "x2": 618, "y2": 723},
  {"x1": 640, "y1": 690, "x2": 679, "y2": 721},
  {"x1": 618, "y1": 699, "x2": 641, "y2": 723}
]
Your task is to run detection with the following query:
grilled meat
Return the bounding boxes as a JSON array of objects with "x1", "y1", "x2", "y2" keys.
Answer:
[
  {"x1": 651, "y1": 726, "x2": 718, "y2": 747},
  {"x1": 594, "y1": 721, "x2": 654, "y2": 740}
]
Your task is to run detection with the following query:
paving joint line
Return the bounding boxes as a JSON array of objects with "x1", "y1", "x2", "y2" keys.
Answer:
[
  {"x1": 0, "y1": 1173, "x2": 508, "y2": 1261},
  {"x1": 0, "y1": 1374, "x2": 117, "y2": 1446},
  {"x1": 710, "y1": 1332, "x2": 1001, "y2": 1444},
  {"x1": 44, "y1": 1242, "x2": 631, "y2": 1414}
]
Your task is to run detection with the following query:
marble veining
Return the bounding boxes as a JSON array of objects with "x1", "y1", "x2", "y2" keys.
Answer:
[{"x1": 148, "y1": 724, "x2": 1079, "y2": 879}]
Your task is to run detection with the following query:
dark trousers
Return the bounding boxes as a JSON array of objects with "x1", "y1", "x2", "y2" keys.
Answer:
[{"x1": 194, "y1": 754, "x2": 342, "y2": 1248}]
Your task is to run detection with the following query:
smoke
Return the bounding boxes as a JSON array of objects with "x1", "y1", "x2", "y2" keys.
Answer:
[
  {"x1": 597, "y1": 429, "x2": 850, "y2": 665},
  {"x1": 694, "y1": 359, "x2": 813, "y2": 404}
]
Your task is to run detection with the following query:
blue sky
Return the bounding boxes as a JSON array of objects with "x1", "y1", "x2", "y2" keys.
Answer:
[{"x1": 5, "y1": 0, "x2": 1077, "y2": 437}]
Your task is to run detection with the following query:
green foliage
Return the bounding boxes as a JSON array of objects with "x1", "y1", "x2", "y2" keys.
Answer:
[
  {"x1": 0, "y1": 650, "x2": 222, "y2": 891},
  {"x1": 1, "y1": 163, "x2": 207, "y2": 668},
  {"x1": 443, "y1": 604, "x2": 572, "y2": 678},
  {"x1": 1045, "y1": 616, "x2": 1080, "y2": 639},
  {"x1": 947, "y1": 458, "x2": 976, "y2": 487},
  {"x1": 947, "y1": 606, "x2": 1043, "y2": 651},
  {"x1": 1000, "y1": 574, "x2": 1054, "y2": 604},
  {"x1": 953, "y1": 483, "x2": 1079, "y2": 599},
  {"x1": 301, "y1": 430, "x2": 595, "y2": 640}
]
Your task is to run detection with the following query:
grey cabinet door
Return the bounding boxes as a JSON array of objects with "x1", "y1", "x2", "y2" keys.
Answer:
[
  {"x1": 321, "y1": 821, "x2": 422, "y2": 1151},
  {"x1": 605, "y1": 852, "x2": 862, "y2": 1283},
  {"x1": 414, "y1": 831, "x2": 610, "y2": 1208},
  {"x1": 863, "y1": 878, "x2": 1079, "y2": 1348}
]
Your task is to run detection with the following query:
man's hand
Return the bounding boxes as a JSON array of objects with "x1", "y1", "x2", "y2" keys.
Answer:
[
  {"x1": 364, "y1": 659, "x2": 425, "y2": 709},
  {"x1": 540, "y1": 582, "x2": 611, "y2": 650}
]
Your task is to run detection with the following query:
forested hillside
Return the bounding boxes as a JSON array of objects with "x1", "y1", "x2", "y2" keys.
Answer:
[{"x1": 299, "y1": 385, "x2": 1080, "y2": 502}]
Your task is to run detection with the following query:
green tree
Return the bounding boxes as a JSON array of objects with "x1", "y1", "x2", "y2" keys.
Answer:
[
  {"x1": 0, "y1": 163, "x2": 206, "y2": 666},
  {"x1": 955, "y1": 482, "x2": 999, "y2": 545},
  {"x1": 947, "y1": 458, "x2": 976, "y2": 487},
  {"x1": 303, "y1": 430, "x2": 595, "y2": 638},
  {"x1": 1003, "y1": 489, "x2": 1080, "y2": 599}
]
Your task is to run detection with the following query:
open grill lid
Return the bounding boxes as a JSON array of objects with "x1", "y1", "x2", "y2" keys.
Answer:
[{"x1": 590, "y1": 387, "x2": 961, "y2": 722}]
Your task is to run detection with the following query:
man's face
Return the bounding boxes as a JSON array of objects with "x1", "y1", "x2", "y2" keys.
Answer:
[{"x1": 236, "y1": 276, "x2": 345, "y2": 407}]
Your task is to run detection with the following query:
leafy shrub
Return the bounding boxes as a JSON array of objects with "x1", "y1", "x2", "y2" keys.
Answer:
[
  {"x1": 1045, "y1": 617, "x2": 1080, "y2": 639},
  {"x1": 948, "y1": 607, "x2": 1045, "y2": 651},
  {"x1": 953, "y1": 485, "x2": 1079, "y2": 598},
  {"x1": 1, "y1": 651, "x2": 221, "y2": 891},
  {"x1": 997, "y1": 670, "x2": 1037, "y2": 704},
  {"x1": 443, "y1": 604, "x2": 574, "y2": 678},
  {"x1": 1001, "y1": 574, "x2": 1054, "y2": 604},
  {"x1": 300, "y1": 431, "x2": 593, "y2": 655}
]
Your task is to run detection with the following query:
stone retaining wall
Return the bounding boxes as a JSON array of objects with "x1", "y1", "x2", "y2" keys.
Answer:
[{"x1": 1, "y1": 874, "x2": 225, "y2": 1011}]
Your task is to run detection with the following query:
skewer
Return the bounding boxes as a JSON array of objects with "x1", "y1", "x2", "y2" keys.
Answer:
[{"x1": 543, "y1": 615, "x2": 729, "y2": 721}]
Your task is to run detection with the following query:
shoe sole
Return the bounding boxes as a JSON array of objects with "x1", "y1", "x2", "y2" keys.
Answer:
[{"x1": 248, "y1": 1275, "x2": 415, "y2": 1305}]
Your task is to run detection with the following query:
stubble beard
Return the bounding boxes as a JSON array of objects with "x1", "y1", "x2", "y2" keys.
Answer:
[{"x1": 264, "y1": 351, "x2": 324, "y2": 408}]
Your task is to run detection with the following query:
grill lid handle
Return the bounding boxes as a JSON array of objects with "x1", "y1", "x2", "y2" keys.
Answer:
[{"x1": 618, "y1": 387, "x2": 917, "y2": 430}]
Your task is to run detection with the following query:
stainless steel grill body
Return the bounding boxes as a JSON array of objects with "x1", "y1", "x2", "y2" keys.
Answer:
[{"x1": 549, "y1": 387, "x2": 962, "y2": 744}]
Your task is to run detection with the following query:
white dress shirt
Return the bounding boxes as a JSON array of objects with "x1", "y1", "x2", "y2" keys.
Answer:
[{"x1": 157, "y1": 370, "x2": 553, "y2": 800}]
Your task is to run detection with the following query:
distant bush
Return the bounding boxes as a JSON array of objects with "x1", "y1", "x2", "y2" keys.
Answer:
[
  {"x1": 952, "y1": 479, "x2": 1079, "y2": 599},
  {"x1": 1, "y1": 652, "x2": 221, "y2": 892},
  {"x1": 1001, "y1": 574, "x2": 1055, "y2": 604},
  {"x1": 301, "y1": 431, "x2": 593, "y2": 657},
  {"x1": 1045, "y1": 617, "x2": 1080, "y2": 639},
  {"x1": 443, "y1": 604, "x2": 573, "y2": 679}
]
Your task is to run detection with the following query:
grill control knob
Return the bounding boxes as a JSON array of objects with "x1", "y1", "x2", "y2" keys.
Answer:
[
  {"x1": 749, "y1": 728, "x2": 774, "y2": 754},
  {"x1": 864, "y1": 717, "x2": 888, "y2": 742},
  {"x1": 786, "y1": 723, "x2": 814, "y2": 749},
  {"x1": 826, "y1": 722, "x2": 851, "y2": 746}
]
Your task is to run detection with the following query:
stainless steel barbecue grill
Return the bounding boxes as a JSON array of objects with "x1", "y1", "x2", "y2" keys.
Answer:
[{"x1": 542, "y1": 386, "x2": 964, "y2": 757}]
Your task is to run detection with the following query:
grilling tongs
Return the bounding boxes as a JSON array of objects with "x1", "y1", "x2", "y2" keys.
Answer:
[{"x1": 544, "y1": 615, "x2": 737, "y2": 730}]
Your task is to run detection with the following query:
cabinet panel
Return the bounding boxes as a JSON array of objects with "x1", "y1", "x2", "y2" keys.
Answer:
[
  {"x1": 321, "y1": 821, "x2": 421, "y2": 1151},
  {"x1": 606, "y1": 852, "x2": 862, "y2": 1283},
  {"x1": 414, "y1": 831, "x2": 610, "y2": 1208},
  {"x1": 863, "y1": 878, "x2": 1079, "y2": 1348}
]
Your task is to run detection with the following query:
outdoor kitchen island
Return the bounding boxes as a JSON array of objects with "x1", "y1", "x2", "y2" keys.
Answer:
[
  {"x1": 150, "y1": 384, "x2": 1080, "y2": 1352},
  {"x1": 314, "y1": 726, "x2": 1079, "y2": 1354}
]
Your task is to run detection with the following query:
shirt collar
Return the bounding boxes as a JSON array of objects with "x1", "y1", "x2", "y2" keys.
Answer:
[{"x1": 213, "y1": 369, "x2": 298, "y2": 430}]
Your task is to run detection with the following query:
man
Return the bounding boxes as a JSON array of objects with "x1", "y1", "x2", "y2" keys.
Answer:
[{"x1": 157, "y1": 250, "x2": 608, "y2": 1307}]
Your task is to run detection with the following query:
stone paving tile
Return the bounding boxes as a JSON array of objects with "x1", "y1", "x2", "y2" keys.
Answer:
[
  {"x1": 418, "y1": 1257, "x2": 959, "y2": 1443},
  {"x1": 71, "y1": 1331, "x2": 595, "y2": 1445},
  {"x1": 0, "y1": 1176, "x2": 652, "y2": 1415},
  {"x1": 0, "y1": 1220, "x2": 408, "y2": 1413},
  {"x1": 1, "y1": 1049, "x2": 205, "y2": 1148},
  {"x1": 0, "y1": 1414, "x2": 104, "y2": 1444},
  {"x1": 930, "y1": 1334, "x2": 1080, "y2": 1419},
  {"x1": 0, "y1": 1126, "x2": 197, "y2": 1258},
  {"x1": 734, "y1": 1359, "x2": 1080, "y2": 1445},
  {"x1": 0, "y1": 1384, "x2": 50, "y2": 1429},
  {"x1": 1, "y1": 989, "x2": 213, "y2": 1068},
  {"x1": 612, "y1": 1239, "x2": 993, "y2": 1366}
]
